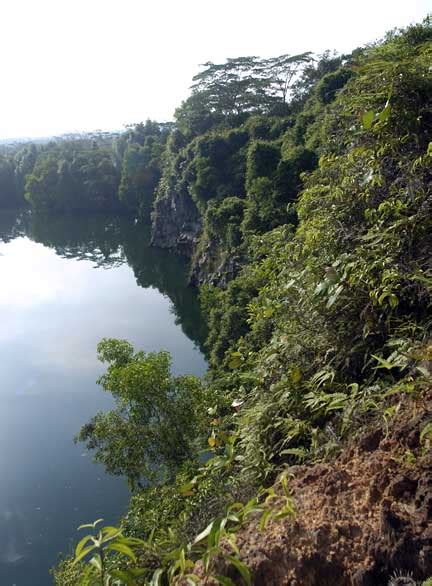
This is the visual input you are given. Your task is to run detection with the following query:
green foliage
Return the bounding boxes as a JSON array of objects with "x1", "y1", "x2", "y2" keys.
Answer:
[
  {"x1": 315, "y1": 68, "x2": 354, "y2": 105},
  {"x1": 76, "y1": 339, "x2": 207, "y2": 489},
  {"x1": 199, "y1": 19, "x2": 432, "y2": 483},
  {"x1": 204, "y1": 197, "x2": 245, "y2": 249},
  {"x1": 242, "y1": 143, "x2": 315, "y2": 236},
  {"x1": 24, "y1": 141, "x2": 120, "y2": 211},
  {"x1": 52, "y1": 557, "x2": 84, "y2": 586},
  {"x1": 126, "y1": 472, "x2": 293, "y2": 585},
  {"x1": 245, "y1": 140, "x2": 280, "y2": 191},
  {"x1": 117, "y1": 121, "x2": 169, "y2": 219},
  {"x1": 177, "y1": 53, "x2": 312, "y2": 136},
  {"x1": 72, "y1": 519, "x2": 145, "y2": 585},
  {"x1": 0, "y1": 154, "x2": 21, "y2": 207},
  {"x1": 188, "y1": 129, "x2": 248, "y2": 211}
]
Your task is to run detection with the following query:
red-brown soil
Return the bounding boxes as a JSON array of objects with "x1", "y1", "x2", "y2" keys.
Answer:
[{"x1": 198, "y1": 389, "x2": 432, "y2": 585}]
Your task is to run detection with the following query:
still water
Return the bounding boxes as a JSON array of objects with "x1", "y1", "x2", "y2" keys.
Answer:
[{"x1": 0, "y1": 211, "x2": 207, "y2": 585}]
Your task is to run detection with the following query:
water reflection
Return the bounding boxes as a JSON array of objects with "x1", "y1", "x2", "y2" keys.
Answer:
[
  {"x1": 1, "y1": 210, "x2": 207, "y2": 353},
  {"x1": 0, "y1": 210, "x2": 207, "y2": 586}
]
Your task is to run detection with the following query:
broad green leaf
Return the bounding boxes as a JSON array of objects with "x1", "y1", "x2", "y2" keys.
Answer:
[
  {"x1": 105, "y1": 542, "x2": 136, "y2": 562},
  {"x1": 101, "y1": 526, "x2": 123, "y2": 543},
  {"x1": 378, "y1": 101, "x2": 391, "y2": 123},
  {"x1": 327, "y1": 284, "x2": 344, "y2": 308},
  {"x1": 371, "y1": 354, "x2": 399, "y2": 370},
  {"x1": 72, "y1": 545, "x2": 95, "y2": 566},
  {"x1": 259, "y1": 509, "x2": 273, "y2": 531},
  {"x1": 208, "y1": 518, "x2": 223, "y2": 548},
  {"x1": 75, "y1": 535, "x2": 93, "y2": 558},
  {"x1": 362, "y1": 110, "x2": 375, "y2": 129},
  {"x1": 208, "y1": 434, "x2": 217, "y2": 448},
  {"x1": 179, "y1": 482, "x2": 196, "y2": 497},
  {"x1": 228, "y1": 352, "x2": 242, "y2": 369}
]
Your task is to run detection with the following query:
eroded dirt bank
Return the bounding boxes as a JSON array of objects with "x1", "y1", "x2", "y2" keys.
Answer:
[{"x1": 199, "y1": 390, "x2": 432, "y2": 585}]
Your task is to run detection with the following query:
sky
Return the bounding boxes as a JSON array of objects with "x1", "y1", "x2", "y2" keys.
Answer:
[{"x1": 0, "y1": 0, "x2": 429, "y2": 139}]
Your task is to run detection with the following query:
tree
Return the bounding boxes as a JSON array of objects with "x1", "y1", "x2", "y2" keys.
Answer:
[
  {"x1": 117, "y1": 121, "x2": 169, "y2": 218},
  {"x1": 262, "y1": 52, "x2": 314, "y2": 104},
  {"x1": 76, "y1": 339, "x2": 206, "y2": 489},
  {"x1": 184, "y1": 53, "x2": 314, "y2": 128}
]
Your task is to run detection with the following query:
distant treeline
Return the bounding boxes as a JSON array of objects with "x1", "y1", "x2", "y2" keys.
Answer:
[{"x1": 0, "y1": 121, "x2": 172, "y2": 218}]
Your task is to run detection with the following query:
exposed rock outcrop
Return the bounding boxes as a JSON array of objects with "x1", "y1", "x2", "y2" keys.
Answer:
[
  {"x1": 151, "y1": 188, "x2": 201, "y2": 258},
  {"x1": 189, "y1": 241, "x2": 244, "y2": 287}
]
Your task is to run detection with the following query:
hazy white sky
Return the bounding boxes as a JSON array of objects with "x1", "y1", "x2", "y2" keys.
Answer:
[{"x1": 0, "y1": 0, "x2": 429, "y2": 139}]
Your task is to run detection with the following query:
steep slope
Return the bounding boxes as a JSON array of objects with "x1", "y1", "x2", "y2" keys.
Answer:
[
  {"x1": 197, "y1": 389, "x2": 432, "y2": 585},
  {"x1": 54, "y1": 18, "x2": 432, "y2": 586}
]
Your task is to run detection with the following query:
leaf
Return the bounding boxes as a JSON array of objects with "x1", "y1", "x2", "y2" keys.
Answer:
[
  {"x1": 280, "y1": 447, "x2": 307, "y2": 460},
  {"x1": 78, "y1": 518, "x2": 104, "y2": 531},
  {"x1": 263, "y1": 306, "x2": 275, "y2": 318},
  {"x1": 208, "y1": 518, "x2": 223, "y2": 548},
  {"x1": 416, "y1": 366, "x2": 431, "y2": 379},
  {"x1": 179, "y1": 482, "x2": 196, "y2": 497},
  {"x1": 290, "y1": 366, "x2": 302, "y2": 384},
  {"x1": 259, "y1": 509, "x2": 273, "y2": 531},
  {"x1": 194, "y1": 521, "x2": 214, "y2": 544},
  {"x1": 101, "y1": 526, "x2": 123, "y2": 543},
  {"x1": 110, "y1": 568, "x2": 144, "y2": 586},
  {"x1": 371, "y1": 354, "x2": 399, "y2": 370},
  {"x1": 378, "y1": 101, "x2": 391, "y2": 123},
  {"x1": 273, "y1": 500, "x2": 295, "y2": 520},
  {"x1": 75, "y1": 535, "x2": 93, "y2": 559},
  {"x1": 326, "y1": 284, "x2": 344, "y2": 308},
  {"x1": 105, "y1": 542, "x2": 137, "y2": 562},
  {"x1": 225, "y1": 556, "x2": 252, "y2": 586},
  {"x1": 184, "y1": 575, "x2": 201, "y2": 586},
  {"x1": 420, "y1": 422, "x2": 432, "y2": 444},
  {"x1": 208, "y1": 434, "x2": 217, "y2": 448},
  {"x1": 88, "y1": 555, "x2": 102, "y2": 572},
  {"x1": 314, "y1": 280, "x2": 328, "y2": 296},
  {"x1": 150, "y1": 568, "x2": 165, "y2": 586},
  {"x1": 72, "y1": 545, "x2": 95, "y2": 566},
  {"x1": 326, "y1": 393, "x2": 348, "y2": 412},
  {"x1": 228, "y1": 352, "x2": 242, "y2": 369},
  {"x1": 213, "y1": 576, "x2": 235, "y2": 586},
  {"x1": 362, "y1": 110, "x2": 375, "y2": 129}
]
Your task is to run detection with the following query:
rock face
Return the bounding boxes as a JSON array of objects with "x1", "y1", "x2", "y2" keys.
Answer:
[
  {"x1": 189, "y1": 241, "x2": 243, "y2": 287},
  {"x1": 195, "y1": 389, "x2": 432, "y2": 585},
  {"x1": 152, "y1": 189, "x2": 244, "y2": 287},
  {"x1": 151, "y1": 188, "x2": 201, "y2": 258}
]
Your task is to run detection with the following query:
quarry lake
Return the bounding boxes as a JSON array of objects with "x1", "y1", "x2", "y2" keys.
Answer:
[{"x1": 0, "y1": 211, "x2": 207, "y2": 586}]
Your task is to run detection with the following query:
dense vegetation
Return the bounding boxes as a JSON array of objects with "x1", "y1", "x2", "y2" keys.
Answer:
[
  {"x1": 2, "y1": 17, "x2": 430, "y2": 586},
  {"x1": 0, "y1": 122, "x2": 171, "y2": 220}
]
